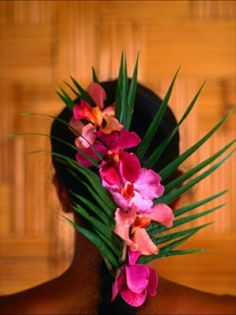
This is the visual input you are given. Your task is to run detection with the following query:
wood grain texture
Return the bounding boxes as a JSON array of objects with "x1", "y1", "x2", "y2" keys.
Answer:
[{"x1": 0, "y1": 0, "x2": 235, "y2": 296}]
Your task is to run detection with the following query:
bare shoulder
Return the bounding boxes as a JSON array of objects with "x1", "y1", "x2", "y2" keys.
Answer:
[
  {"x1": 0, "y1": 283, "x2": 56, "y2": 315},
  {"x1": 0, "y1": 276, "x2": 99, "y2": 315},
  {"x1": 139, "y1": 278, "x2": 236, "y2": 314},
  {"x1": 0, "y1": 278, "x2": 73, "y2": 315}
]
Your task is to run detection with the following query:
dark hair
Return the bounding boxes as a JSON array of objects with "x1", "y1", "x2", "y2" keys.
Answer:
[{"x1": 50, "y1": 80, "x2": 180, "y2": 314}]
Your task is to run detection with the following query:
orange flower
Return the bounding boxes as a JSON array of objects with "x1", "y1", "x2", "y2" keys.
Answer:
[{"x1": 73, "y1": 82, "x2": 123, "y2": 135}]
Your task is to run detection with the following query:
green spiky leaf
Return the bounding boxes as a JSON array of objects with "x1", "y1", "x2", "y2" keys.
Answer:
[
  {"x1": 165, "y1": 139, "x2": 236, "y2": 194},
  {"x1": 70, "y1": 76, "x2": 96, "y2": 106},
  {"x1": 64, "y1": 217, "x2": 118, "y2": 270},
  {"x1": 70, "y1": 191, "x2": 112, "y2": 225},
  {"x1": 159, "y1": 111, "x2": 233, "y2": 181},
  {"x1": 92, "y1": 67, "x2": 99, "y2": 83},
  {"x1": 148, "y1": 203, "x2": 224, "y2": 237},
  {"x1": 156, "y1": 149, "x2": 235, "y2": 205},
  {"x1": 136, "y1": 68, "x2": 180, "y2": 160},
  {"x1": 145, "y1": 82, "x2": 205, "y2": 168},
  {"x1": 56, "y1": 90, "x2": 74, "y2": 110},
  {"x1": 139, "y1": 229, "x2": 204, "y2": 264},
  {"x1": 153, "y1": 222, "x2": 212, "y2": 245},
  {"x1": 139, "y1": 248, "x2": 206, "y2": 264},
  {"x1": 126, "y1": 53, "x2": 139, "y2": 129}
]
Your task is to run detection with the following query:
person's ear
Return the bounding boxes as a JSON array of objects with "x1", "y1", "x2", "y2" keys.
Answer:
[{"x1": 52, "y1": 174, "x2": 73, "y2": 213}]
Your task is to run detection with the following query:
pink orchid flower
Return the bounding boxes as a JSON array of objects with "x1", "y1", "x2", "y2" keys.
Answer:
[
  {"x1": 74, "y1": 127, "x2": 140, "y2": 168},
  {"x1": 112, "y1": 249, "x2": 158, "y2": 307},
  {"x1": 75, "y1": 141, "x2": 107, "y2": 168},
  {"x1": 114, "y1": 203, "x2": 174, "y2": 255},
  {"x1": 73, "y1": 82, "x2": 123, "y2": 135},
  {"x1": 97, "y1": 128, "x2": 141, "y2": 151},
  {"x1": 101, "y1": 163, "x2": 165, "y2": 214}
]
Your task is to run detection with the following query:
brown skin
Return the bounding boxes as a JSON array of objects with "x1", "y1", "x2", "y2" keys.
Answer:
[{"x1": 0, "y1": 176, "x2": 235, "y2": 315}]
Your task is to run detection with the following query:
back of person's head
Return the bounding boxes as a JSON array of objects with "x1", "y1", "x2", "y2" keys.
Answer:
[{"x1": 50, "y1": 80, "x2": 180, "y2": 314}]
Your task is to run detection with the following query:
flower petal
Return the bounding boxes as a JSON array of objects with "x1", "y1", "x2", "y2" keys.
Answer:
[
  {"x1": 112, "y1": 269, "x2": 124, "y2": 301},
  {"x1": 73, "y1": 101, "x2": 93, "y2": 121},
  {"x1": 100, "y1": 162, "x2": 121, "y2": 187},
  {"x1": 69, "y1": 117, "x2": 84, "y2": 136},
  {"x1": 114, "y1": 208, "x2": 137, "y2": 246},
  {"x1": 75, "y1": 123, "x2": 96, "y2": 149},
  {"x1": 97, "y1": 131, "x2": 120, "y2": 150},
  {"x1": 75, "y1": 141, "x2": 107, "y2": 167},
  {"x1": 98, "y1": 128, "x2": 140, "y2": 149},
  {"x1": 120, "y1": 287, "x2": 147, "y2": 307},
  {"x1": 147, "y1": 268, "x2": 158, "y2": 297},
  {"x1": 87, "y1": 82, "x2": 106, "y2": 109},
  {"x1": 128, "y1": 249, "x2": 141, "y2": 266},
  {"x1": 134, "y1": 168, "x2": 165, "y2": 201},
  {"x1": 150, "y1": 204, "x2": 174, "y2": 228},
  {"x1": 100, "y1": 115, "x2": 123, "y2": 134},
  {"x1": 119, "y1": 129, "x2": 141, "y2": 149},
  {"x1": 109, "y1": 191, "x2": 130, "y2": 211},
  {"x1": 125, "y1": 265, "x2": 150, "y2": 294},
  {"x1": 119, "y1": 151, "x2": 141, "y2": 183},
  {"x1": 102, "y1": 105, "x2": 115, "y2": 116},
  {"x1": 132, "y1": 228, "x2": 158, "y2": 255},
  {"x1": 131, "y1": 191, "x2": 153, "y2": 214}
]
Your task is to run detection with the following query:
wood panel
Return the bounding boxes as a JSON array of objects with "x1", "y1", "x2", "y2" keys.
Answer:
[{"x1": 0, "y1": 0, "x2": 235, "y2": 296}]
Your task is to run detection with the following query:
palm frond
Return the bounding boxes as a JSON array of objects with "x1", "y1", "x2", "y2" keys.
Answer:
[
  {"x1": 139, "y1": 228, "x2": 205, "y2": 264},
  {"x1": 136, "y1": 67, "x2": 180, "y2": 160},
  {"x1": 61, "y1": 158, "x2": 116, "y2": 212},
  {"x1": 159, "y1": 111, "x2": 233, "y2": 181},
  {"x1": 173, "y1": 189, "x2": 228, "y2": 217},
  {"x1": 148, "y1": 203, "x2": 224, "y2": 237},
  {"x1": 56, "y1": 89, "x2": 74, "y2": 110},
  {"x1": 70, "y1": 76, "x2": 96, "y2": 106},
  {"x1": 20, "y1": 112, "x2": 104, "y2": 162},
  {"x1": 70, "y1": 191, "x2": 112, "y2": 225},
  {"x1": 72, "y1": 203, "x2": 121, "y2": 253},
  {"x1": 63, "y1": 216, "x2": 119, "y2": 271},
  {"x1": 92, "y1": 67, "x2": 99, "y2": 83},
  {"x1": 139, "y1": 248, "x2": 206, "y2": 264},
  {"x1": 115, "y1": 52, "x2": 139, "y2": 129},
  {"x1": 145, "y1": 82, "x2": 205, "y2": 168},
  {"x1": 165, "y1": 139, "x2": 235, "y2": 194},
  {"x1": 64, "y1": 81, "x2": 80, "y2": 98},
  {"x1": 49, "y1": 151, "x2": 116, "y2": 213},
  {"x1": 156, "y1": 149, "x2": 235, "y2": 205},
  {"x1": 126, "y1": 53, "x2": 139, "y2": 129},
  {"x1": 115, "y1": 52, "x2": 125, "y2": 120},
  {"x1": 153, "y1": 222, "x2": 212, "y2": 245}
]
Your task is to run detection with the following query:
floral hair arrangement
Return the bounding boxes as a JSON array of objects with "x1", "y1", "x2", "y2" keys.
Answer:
[{"x1": 54, "y1": 54, "x2": 235, "y2": 307}]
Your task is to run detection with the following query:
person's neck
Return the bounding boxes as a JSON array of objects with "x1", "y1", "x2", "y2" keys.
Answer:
[
  {"x1": 55, "y1": 228, "x2": 103, "y2": 313},
  {"x1": 66, "y1": 228, "x2": 103, "y2": 282}
]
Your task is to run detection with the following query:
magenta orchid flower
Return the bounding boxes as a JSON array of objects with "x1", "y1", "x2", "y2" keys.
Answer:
[
  {"x1": 74, "y1": 127, "x2": 140, "y2": 168},
  {"x1": 114, "y1": 203, "x2": 174, "y2": 255},
  {"x1": 97, "y1": 128, "x2": 141, "y2": 151},
  {"x1": 69, "y1": 82, "x2": 124, "y2": 167},
  {"x1": 112, "y1": 249, "x2": 158, "y2": 307},
  {"x1": 75, "y1": 141, "x2": 107, "y2": 167},
  {"x1": 101, "y1": 164, "x2": 165, "y2": 214}
]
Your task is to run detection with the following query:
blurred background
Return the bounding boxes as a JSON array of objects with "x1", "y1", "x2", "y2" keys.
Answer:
[{"x1": 0, "y1": 0, "x2": 235, "y2": 296}]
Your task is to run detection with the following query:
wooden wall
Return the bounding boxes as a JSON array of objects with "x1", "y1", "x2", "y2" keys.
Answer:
[{"x1": 0, "y1": 1, "x2": 235, "y2": 296}]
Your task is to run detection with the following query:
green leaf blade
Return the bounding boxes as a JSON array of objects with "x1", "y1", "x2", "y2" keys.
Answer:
[
  {"x1": 156, "y1": 149, "x2": 235, "y2": 205},
  {"x1": 146, "y1": 82, "x2": 205, "y2": 168},
  {"x1": 136, "y1": 67, "x2": 180, "y2": 160},
  {"x1": 70, "y1": 76, "x2": 96, "y2": 106},
  {"x1": 159, "y1": 111, "x2": 233, "y2": 181},
  {"x1": 126, "y1": 53, "x2": 139, "y2": 129},
  {"x1": 92, "y1": 67, "x2": 99, "y2": 83}
]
